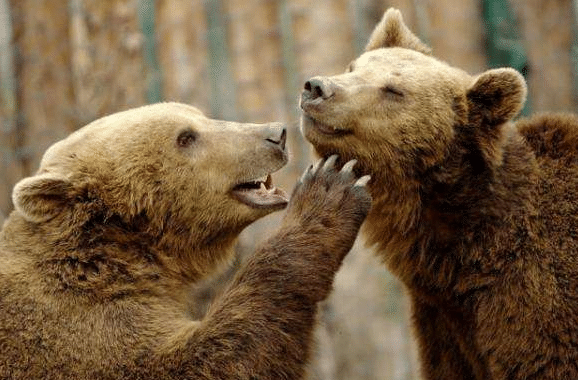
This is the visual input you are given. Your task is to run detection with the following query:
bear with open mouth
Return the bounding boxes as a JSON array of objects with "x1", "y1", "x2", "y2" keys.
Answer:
[{"x1": 0, "y1": 102, "x2": 371, "y2": 379}]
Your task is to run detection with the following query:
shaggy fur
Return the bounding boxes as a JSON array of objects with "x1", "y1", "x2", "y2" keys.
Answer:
[
  {"x1": 300, "y1": 8, "x2": 578, "y2": 380},
  {"x1": 0, "y1": 102, "x2": 371, "y2": 379}
]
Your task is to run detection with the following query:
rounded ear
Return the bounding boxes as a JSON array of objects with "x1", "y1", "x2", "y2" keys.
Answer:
[
  {"x1": 365, "y1": 8, "x2": 431, "y2": 55},
  {"x1": 467, "y1": 68, "x2": 527, "y2": 125},
  {"x1": 12, "y1": 173, "x2": 74, "y2": 223}
]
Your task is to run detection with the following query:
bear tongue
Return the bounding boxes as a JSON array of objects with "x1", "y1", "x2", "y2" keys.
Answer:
[{"x1": 232, "y1": 176, "x2": 289, "y2": 210}]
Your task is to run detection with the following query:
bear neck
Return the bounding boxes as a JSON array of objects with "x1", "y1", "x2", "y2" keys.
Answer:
[
  {"x1": 365, "y1": 123, "x2": 539, "y2": 301},
  {"x1": 0, "y1": 209, "x2": 240, "y2": 303}
]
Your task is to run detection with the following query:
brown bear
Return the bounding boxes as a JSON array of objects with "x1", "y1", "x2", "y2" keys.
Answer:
[
  {"x1": 0, "y1": 102, "x2": 372, "y2": 380},
  {"x1": 300, "y1": 8, "x2": 578, "y2": 380}
]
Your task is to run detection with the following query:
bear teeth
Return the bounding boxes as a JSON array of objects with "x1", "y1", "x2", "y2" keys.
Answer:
[
  {"x1": 231, "y1": 173, "x2": 288, "y2": 210},
  {"x1": 254, "y1": 174, "x2": 273, "y2": 190},
  {"x1": 255, "y1": 175, "x2": 268, "y2": 184},
  {"x1": 235, "y1": 174, "x2": 273, "y2": 191}
]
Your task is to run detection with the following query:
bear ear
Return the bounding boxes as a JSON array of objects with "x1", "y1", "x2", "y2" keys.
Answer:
[
  {"x1": 467, "y1": 68, "x2": 527, "y2": 126},
  {"x1": 12, "y1": 173, "x2": 74, "y2": 223},
  {"x1": 365, "y1": 8, "x2": 431, "y2": 55}
]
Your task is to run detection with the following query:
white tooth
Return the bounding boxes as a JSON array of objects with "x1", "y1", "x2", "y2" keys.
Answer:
[{"x1": 260, "y1": 182, "x2": 267, "y2": 191}]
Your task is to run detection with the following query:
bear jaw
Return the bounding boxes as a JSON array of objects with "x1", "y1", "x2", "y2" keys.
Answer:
[
  {"x1": 231, "y1": 173, "x2": 288, "y2": 210},
  {"x1": 301, "y1": 115, "x2": 353, "y2": 138}
]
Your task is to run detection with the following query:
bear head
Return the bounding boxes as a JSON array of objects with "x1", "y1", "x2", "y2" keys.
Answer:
[
  {"x1": 301, "y1": 8, "x2": 527, "y2": 175},
  {"x1": 10, "y1": 103, "x2": 288, "y2": 280},
  {"x1": 300, "y1": 8, "x2": 527, "y2": 253},
  {"x1": 300, "y1": 9, "x2": 527, "y2": 251}
]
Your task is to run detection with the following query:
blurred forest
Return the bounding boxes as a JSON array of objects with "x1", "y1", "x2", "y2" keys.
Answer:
[{"x1": 1, "y1": 0, "x2": 577, "y2": 379}]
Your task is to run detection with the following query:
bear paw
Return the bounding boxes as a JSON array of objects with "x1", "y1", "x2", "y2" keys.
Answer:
[{"x1": 283, "y1": 155, "x2": 372, "y2": 258}]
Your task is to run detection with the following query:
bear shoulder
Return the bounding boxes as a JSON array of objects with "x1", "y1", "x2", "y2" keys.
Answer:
[{"x1": 517, "y1": 113, "x2": 578, "y2": 160}]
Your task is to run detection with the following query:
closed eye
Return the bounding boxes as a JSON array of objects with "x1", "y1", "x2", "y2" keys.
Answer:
[{"x1": 382, "y1": 85, "x2": 404, "y2": 98}]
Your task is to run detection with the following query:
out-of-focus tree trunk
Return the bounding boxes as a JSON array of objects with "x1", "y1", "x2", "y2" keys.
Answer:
[
  {"x1": 157, "y1": 0, "x2": 210, "y2": 112},
  {"x1": 293, "y1": 0, "x2": 354, "y2": 80},
  {"x1": 573, "y1": 0, "x2": 578, "y2": 105},
  {"x1": 424, "y1": 0, "x2": 486, "y2": 73},
  {"x1": 205, "y1": 0, "x2": 237, "y2": 121},
  {"x1": 570, "y1": 0, "x2": 578, "y2": 105},
  {"x1": 350, "y1": 0, "x2": 382, "y2": 55},
  {"x1": 138, "y1": 0, "x2": 163, "y2": 104},
  {"x1": 0, "y1": 0, "x2": 19, "y2": 222},
  {"x1": 511, "y1": 0, "x2": 575, "y2": 112},
  {"x1": 68, "y1": 0, "x2": 147, "y2": 127},
  {"x1": 10, "y1": 0, "x2": 75, "y2": 175},
  {"x1": 225, "y1": 0, "x2": 272, "y2": 123}
]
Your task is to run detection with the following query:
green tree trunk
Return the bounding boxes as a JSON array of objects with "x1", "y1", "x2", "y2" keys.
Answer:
[
  {"x1": 483, "y1": 0, "x2": 530, "y2": 115},
  {"x1": 0, "y1": 0, "x2": 20, "y2": 221}
]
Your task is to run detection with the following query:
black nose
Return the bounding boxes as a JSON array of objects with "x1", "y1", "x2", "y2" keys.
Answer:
[
  {"x1": 266, "y1": 127, "x2": 287, "y2": 150},
  {"x1": 303, "y1": 77, "x2": 334, "y2": 101}
]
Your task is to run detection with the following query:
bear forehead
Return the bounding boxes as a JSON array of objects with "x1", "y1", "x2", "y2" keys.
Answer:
[
  {"x1": 39, "y1": 103, "x2": 208, "y2": 172},
  {"x1": 353, "y1": 48, "x2": 472, "y2": 88}
]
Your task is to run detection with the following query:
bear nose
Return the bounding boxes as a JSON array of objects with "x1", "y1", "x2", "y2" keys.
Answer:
[
  {"x1": 303, "y1": 77, "x2": 335, "y2": 101},
  {"x1": 265, "y1": 124, "x2": 287, "y2": 151}
]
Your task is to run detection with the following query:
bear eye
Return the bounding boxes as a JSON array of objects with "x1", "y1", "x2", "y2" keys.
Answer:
[
  {"x1": 176, "y1": 129, "x2": 198, "y2": 148},
  {"x1": 382, "y1": 85, "x2": 404, "y2": 98}
]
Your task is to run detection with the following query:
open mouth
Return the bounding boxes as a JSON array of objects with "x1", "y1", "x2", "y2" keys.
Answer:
[
  {"x1": 231, "y1": 173, "x2": 288, "y2": 210},
  {"x1": 303, "y1": 115, "x2": 352, "y2": 137}
]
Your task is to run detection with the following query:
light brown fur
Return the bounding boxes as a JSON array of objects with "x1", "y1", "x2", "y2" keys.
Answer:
[
  {"x1": 0, "y1": 102, "x2": 371, "y2": 379},
  {"x1": 300, "y1": 8, "x2": 578, "y2": 380}
]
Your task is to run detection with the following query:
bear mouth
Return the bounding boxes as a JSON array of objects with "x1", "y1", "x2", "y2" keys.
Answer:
[
  {"x1": 302, "y1": 115, "x2": 352, "y2": 137},
  {"x1": 231, "y1": 174, "x2": 288, "y2": 210}
]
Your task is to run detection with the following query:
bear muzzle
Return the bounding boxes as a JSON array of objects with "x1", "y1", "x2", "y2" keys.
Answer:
[
  {"x1": 230, "y1": 125, "x2": 289, "y2": 210},
  {"x1": 300, "y1": 77, "x2": 352, "y2": 138},
  {"x1": 231, "y1": 173, "x2": 288, "y2": 210}
]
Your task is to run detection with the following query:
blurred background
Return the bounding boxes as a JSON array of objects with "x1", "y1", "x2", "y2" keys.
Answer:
[{"x1": 1, "y1": 0, "x2": 577, "y2": 379}]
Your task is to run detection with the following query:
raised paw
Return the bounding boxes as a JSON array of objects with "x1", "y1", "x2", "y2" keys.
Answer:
[{"x1": 282, "y1": 155, "x2": 372, "y2": 257}]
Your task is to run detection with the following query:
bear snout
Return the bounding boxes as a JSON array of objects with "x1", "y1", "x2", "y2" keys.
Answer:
[
  {"x1": 265, "y1": 126, "x2": 287, "y2": 151},
  {"x1": 301, "y1": 77, "x2": 338, "y2": 108}
]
